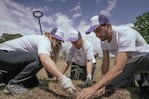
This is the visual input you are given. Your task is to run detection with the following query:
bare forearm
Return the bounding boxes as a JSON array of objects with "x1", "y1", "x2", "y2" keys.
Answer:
[
  {"x1": 92, "y1": 65, "x2": 123, "y2": 91},
  {"x1": 101, "y1": 63, "x2": 109, "y2": 75},
  {"x1": 100, "y1": 61, "x2": 110, "y2": 80},
  {"x1": 39, "y1": 54, "x2": 62, "y2": 79},
  {"x1": 86, "y1": 61, "x2": 92, "y2": 75},
  {"x1": 101, "y1": 50, "x2": 110, "y2": 75},
  {"x1": 43, "y1": 59, "x2": 62, "y2": 78},
  {"x1": 62, "y1": 63, "x2": 69, "y2": 74},
  {"x1": 93, "y1": 52, "x2": 128, "y2": 92}
]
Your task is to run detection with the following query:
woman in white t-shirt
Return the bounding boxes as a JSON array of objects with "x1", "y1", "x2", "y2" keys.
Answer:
[
  {"x1": 0, "y1": 28, "x2": 75, "y2": 96},
  {"x1": 77, "y1": 15, "x2": 149, "y2": 99},
  {"x1": 62, "y1": 30, "x2": 96, "y2": 87}
]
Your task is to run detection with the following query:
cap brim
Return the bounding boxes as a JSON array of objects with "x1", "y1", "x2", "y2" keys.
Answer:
[
  {"x1": 86, "y1": 25, "x2": 99, "y2": 34},
  {"x1": 67, "y1": 38, "x2": 78, "y2": 42},
  {"x1": 55, "y1": 35, "x2": 64, "y2": 42}
]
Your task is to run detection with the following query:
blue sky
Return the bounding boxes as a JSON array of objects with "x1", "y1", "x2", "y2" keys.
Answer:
[
  {"x1": 0, "y1": 0, "x2": 148, "y2": 35},
  {"x1": 13, "y1": 0, "x2": 149, "y2": 25},
  {"x1": 0, "y1": 0, "x2": 148, "y2": 53}
]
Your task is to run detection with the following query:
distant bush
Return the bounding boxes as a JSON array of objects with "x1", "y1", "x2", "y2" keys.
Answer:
[{"x1": 0, "y1": 33, "x2": 22, "y2": 43}]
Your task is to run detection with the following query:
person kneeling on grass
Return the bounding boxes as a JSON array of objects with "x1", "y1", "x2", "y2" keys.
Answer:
[
  {"x1": 77, "y1": 14, "x2": 149, "y2": 99},
  {"x1": 0, "y1": 28, "x2": 76, "y2": 96},
  {"x1": 62, "y1": 30, "x2": 96, "y2": 87}
]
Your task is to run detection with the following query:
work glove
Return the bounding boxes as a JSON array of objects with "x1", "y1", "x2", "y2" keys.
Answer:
[
  {"x1": 84, "y1": 74, "x2": 93, "y2": 87},
  {"x1": 58, "y1": 75, "x2": 76, "y2": 93}
]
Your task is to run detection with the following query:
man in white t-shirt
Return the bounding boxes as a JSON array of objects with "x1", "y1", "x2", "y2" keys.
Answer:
[
  {"x1": 0, "y1": 28, "x2": 75, "y2": 96},
  {"x1": 77, "y1": 15, "x2": 149, "y2": 99},
  {"x1": 62, "y1": 30, "x2": 96, "y2": 87}
]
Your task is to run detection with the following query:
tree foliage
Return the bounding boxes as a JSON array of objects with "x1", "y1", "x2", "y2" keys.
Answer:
[
  {"x1": 0, "y1": 33, "x2": 22, "y2": 43},
  {"x1": 134, "y1": 12, "x2": 149, "y2": 43}
]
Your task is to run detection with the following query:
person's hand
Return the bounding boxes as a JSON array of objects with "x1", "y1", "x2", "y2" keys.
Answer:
[
  {"x1": 58, "y1": 75, "x2": 76, "y2": 93},
  {"x1": 94, "y1": 86, "x2": 106, "y2": 96},
  {"x1": 76, "y1": 86, "x2": 96, "y2": 99},
  {"x1": 84, "y1": 78, "x2": 93, "y2": 87}
]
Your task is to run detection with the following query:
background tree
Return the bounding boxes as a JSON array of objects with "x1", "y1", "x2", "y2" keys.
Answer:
[
  {"x1": 0, "y1": 33, "x2": 22, "y2": 43},
  {"x1": 134, "y1": 12, "x2": 149, "y2": 43}
]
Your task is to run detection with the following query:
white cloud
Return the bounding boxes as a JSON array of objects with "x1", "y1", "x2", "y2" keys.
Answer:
[
  {"x1": 54, "y1": 13, "x2": 73, "y2": 29},
  {"x1": 0, "y1": 0, "x2": 75, "y2": 36},
  {"x1": 73, "y1": 4, "x2": 81, "y2": 12},
  {"x1": 100, "y1": 0, "x2": 117, "y2": 16},
  {"x1": 77, "y1": 20, "x2": 88, "y2": 35},
  {"x1": 70, "y1": 2, "x2": 82, "y2": 18},
  {"x1": 0, "y1": 0, "x2": 42, "y2": 35},
  {"x1": 122, "y1": 23, "x2": 134, "y2": 28},
  {"x1": 72, "y1": 12, "x2": 82, "y2": 18}
]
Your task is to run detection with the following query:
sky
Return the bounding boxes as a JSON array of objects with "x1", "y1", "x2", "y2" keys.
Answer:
[{"x1": 0, "y1": 0, "x2": 149, "y2": 54}]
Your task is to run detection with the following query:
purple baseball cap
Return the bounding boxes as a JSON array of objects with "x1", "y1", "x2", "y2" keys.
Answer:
[
  {"x1": 67, "y1": 30, "x2": 82, "y2": 42},
  {"x1": 51, "y1": 28, "x2": 64, "y2": 42},
  {"x1": 86, "y1": 14, "x2": 109, "y2": 34}
]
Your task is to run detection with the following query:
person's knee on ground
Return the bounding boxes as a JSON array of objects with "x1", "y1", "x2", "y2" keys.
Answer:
[
  {"x1": 137, "y1": 73, "x2": 149, "y2": 99},
  {"x1": 23, "y1": 75, "x2": 39, "y2": 88},
  {"x1": 7, "y1": 54, "x2": 42, "y2": 87}
]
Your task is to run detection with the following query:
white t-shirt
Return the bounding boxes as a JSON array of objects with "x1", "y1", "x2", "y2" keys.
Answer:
[
  {"x1": 101, "y1": 26, "x2": 149, "y2": 64},
  {"x1": 0, "y1": 35, "x2": 52, "y2": 55},
  {"x1": 66, "y1": 38, "x2": 96, "y2": 66}
]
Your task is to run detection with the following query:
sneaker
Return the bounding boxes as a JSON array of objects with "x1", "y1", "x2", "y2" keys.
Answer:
[
  {"x1": 3, "y1": 87, "x2": 10, "y2": 94},
  {"x1": 3, "y1": 84, "x2": 28, "y2": 96}
]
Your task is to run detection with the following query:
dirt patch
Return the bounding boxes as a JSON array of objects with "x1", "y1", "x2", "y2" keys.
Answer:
[
  {"x1": 0, "y1": 59, "x2": 141, "y2": 99},
  {"x1": 0, "y1": 79, "x2": 140, "y2": 99}
]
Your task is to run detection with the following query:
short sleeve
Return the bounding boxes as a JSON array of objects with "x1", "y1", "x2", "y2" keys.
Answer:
[
  {"x1": 37, "y1": 38, "x2": 51, "y2": 55},
  {"x1": 86, "y1": 43, "x2": 94, "y2": 60},
  {"x1": 118, "y1": 30, "x2": 136, "y2": 52}
]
